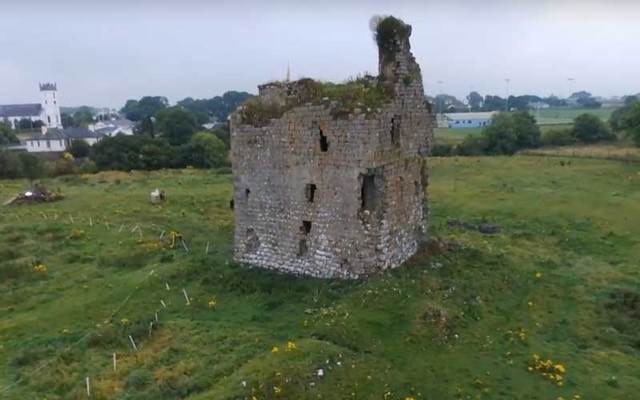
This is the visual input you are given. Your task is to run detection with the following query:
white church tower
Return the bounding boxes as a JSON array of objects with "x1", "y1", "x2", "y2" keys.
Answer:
[{"x1": 39, "y1": 82, "x2": 62, "y2": 129}]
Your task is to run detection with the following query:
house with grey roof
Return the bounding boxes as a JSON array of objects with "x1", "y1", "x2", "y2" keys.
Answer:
[
  {"x1": 25, "y1": 127, "x2": 104, "y2": 153},
  {"x1": 90, "y1": 119, "x2": 135, "y2": 136}
]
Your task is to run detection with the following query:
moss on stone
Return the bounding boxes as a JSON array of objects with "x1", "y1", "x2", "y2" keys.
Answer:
[{"x1": 238, "y1": 76, "x2": 393, "y2": 126}]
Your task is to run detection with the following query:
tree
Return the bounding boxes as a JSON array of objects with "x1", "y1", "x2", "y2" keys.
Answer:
[
  {"x1": 182, "y1": 132, "x2": 228, "y2": 168},
  {"x1": 120, "y1": 96, "x2": 169, "y2": 121},
  {"x1": 609, "y1": 102, "x2": 640, "y2": 146},
  {"x1": 0, "y1": 151, "x2": 23, "y2": 179},
  {"x1": 0, "y1": 122, "x2": 18, "y2": 146},
  {"x1": 481, "y1": 113, "x2": 518, "y2": 154},
  {"x1": 466, "y1": 91, "x2": 483, "y2": 111},
  {"x1": 570, "y1": 91, "x2": 601, "y2": 109},
  {"x1": 90, "y1": 135, "x2": 176, "y2": 171},
  {"x1": 137, "y1": 116, "x2": 155, "y2": 138},
  {"x1": 61, "y1": 113, "x2": 76, "y2": 128},
  {"x1": 482, "y1": 95, "x2": 506, "y2": 111},
  {"x1": 512, "y1": 112, "x2": 541, "y2": 148},
  {"x1": 18, "y1": 118, "x2": 35, "y2": 130},
  {"x1": 211, "y1": 124, "x2": 230, "y2": 147},
  {"x1": 573, "y1": 114, "x2": 615, "y2": 143},
  {"x1": 69, "y1": 140, "x2": 91, "y2": 158},
  {"x1": 624, "y1": 95, "x2": 638, "y2": 107},
  {"x1": 177, "y1": 91, "x2": 254, "y2": 122},
  {"x1": 480, "y1": 111, "x2": 540, "y2": 155},
  {"x1": 18, "y1": 153, "x2": 44, "y2": 181},
  {"x1": 155, "y1": 107, "x2": 197, "y2": 145},
  {"x1": 543, "y1": 95, "x2": 567, "y2": 107},
  {"x1": 73, "y1": 107, "x2": 95, "y2": 127}
]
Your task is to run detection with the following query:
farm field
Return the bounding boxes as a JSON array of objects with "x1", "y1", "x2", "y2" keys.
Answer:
[
  {"x1": 434, "y1": 107, "x2": 617, "y2": 145},
  {"x1": 522, "y1": 143, "x2": 640, "y2": 163},
  {"x1": 534, "y1": 107, "x2": 617, "y2": 125},
  {"x1": 433, "y1": 127, "x2": 482, "y2": 145},
  {"x1": 1, "y1": 157, "x2": 639, "y2": 399}
]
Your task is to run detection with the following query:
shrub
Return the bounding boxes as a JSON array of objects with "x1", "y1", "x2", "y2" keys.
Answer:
[
  {"x1": 48, "y1": 158, "x2": 77, "y2": 177},
  {"x1": 609, "y1": 102, "x2": 640, "y2": 147},
  {"x1": 79, "y1": 159, "x2": 98, "y2": 174},
  {"x1": 0, "y1": 122, "x2": 18, "y2": 145},
  {"x1": 512, "y1": 112, "x2": 541, "y2": 149},
  {"x1": 90, "y1": 135, "x2": 176, "y2": 171},
  {"x1": 430, "y1": 143, "x2": 454, "y2": 157},
  {"x1": 155, "y1": 107, "x2": 198, "y2": 145},
  {"x1": 374, "y1": 16, "x2": 411, "y2": 63},
  {"x1": 239, "y1": 98, "x2": 287, "y2": 127},
  {"x1": 541, "y1": 128, "x2": 576, "y2": 147},
  {"x1": 181, "y1": 132, "x2": 229, "y2": 168},
  {"x1": 0, "y1": 151, "x2": 24, "y2": 179},
  {"x1": 480, "y1": 112, "x2": 540, "y2": 155},
  {"x1": 18, "y1": 153, "x2": 45, "y2": 180},
  {"x1": 69, "y1": 140, "x2": 91, "y2": 158},
  {"x1": 573, "y1": 114, "x2": 616, "y2": 143},
  {"x1": 455, "y1": 135, "x2": 487, "y2": 156}
]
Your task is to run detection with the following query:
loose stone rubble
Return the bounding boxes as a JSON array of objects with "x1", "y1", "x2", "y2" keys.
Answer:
[{"x1": 230, "y1": 16, "x2": 434, "y2": 278}]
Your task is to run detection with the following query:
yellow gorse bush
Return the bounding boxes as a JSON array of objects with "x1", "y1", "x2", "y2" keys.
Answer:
[
  {"x1": 528, "y1": 354, "x2": 566, "y2": 386},
  {"x1": 285, "y1": 341, "x2": 297, "y2": 351},
  {"x1": 33, "y1": 264, "x2": 47, "y2": 274},
  {"x1": 67, "y1": 228, "x2": 86, "y2": 240}
]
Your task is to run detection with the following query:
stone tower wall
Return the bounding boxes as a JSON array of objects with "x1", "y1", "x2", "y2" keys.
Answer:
[{"x1": 230, "y1": 19, "x2": 434, "y2": 278}]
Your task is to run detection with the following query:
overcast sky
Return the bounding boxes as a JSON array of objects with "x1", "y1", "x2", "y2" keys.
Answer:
[{"x1": 1, "y1": 0, "x2": 639, "y2": 108}]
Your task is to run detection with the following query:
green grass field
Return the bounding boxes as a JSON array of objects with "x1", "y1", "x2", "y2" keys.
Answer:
[
  {"x1": 434, "y1": 107, "x2": 617, "y2": 145},
  {"x1": 534, "y1": 108, "x2": 617, "y2": 125},
  {"x1": 1, "y1": 158, "x2": 639, "y2": 399}
]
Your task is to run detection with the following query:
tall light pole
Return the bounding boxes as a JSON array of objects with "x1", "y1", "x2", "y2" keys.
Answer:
[
  {"x1": 505, "y1": 78, "x2": 511, "y2": 111},
  {"x1": 567, "y1": 78, "x2": 575, "y2": 103},
  {"x1": 436, "y1": 80, "x2": 444, "y2": 114}
]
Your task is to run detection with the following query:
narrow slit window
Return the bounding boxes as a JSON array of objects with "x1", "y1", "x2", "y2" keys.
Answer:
[
  {"x1": 319, "y1": 128, "x2": 328, "y2": 152},
  {"x1": 360, "y1": 174, "x2": 378, "y2": 211},
  {"x1": 390, "y1": 116, "x2": 401, "y2": 145},
  {"x1": 302, "y1": 220, "x2": 312, "y2": 234},
  {"x1": 245, "y1": 188, "x2": 251, "y2": 200},
  {"x1": 305, "y1": 184, "x2": 317, "y2": 203},
  {"x1": 298, "y1": 221, "x2": 312, "y2": 256}
]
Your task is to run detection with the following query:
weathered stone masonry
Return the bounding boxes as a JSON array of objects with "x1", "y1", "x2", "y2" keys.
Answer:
[{"x1": 230, "y1": 18, "x2": 434, "y2": 278}]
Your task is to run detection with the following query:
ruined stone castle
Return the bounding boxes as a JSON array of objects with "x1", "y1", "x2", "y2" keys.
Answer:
[{"x1": 230, "y1": 16, "x2": 434, "y2": 278}]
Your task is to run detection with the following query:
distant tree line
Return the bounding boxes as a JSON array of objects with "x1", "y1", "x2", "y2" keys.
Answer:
[
  {"x1": 119, "y1": 91, "x2": 252, "y2": 124},
  {"x1": 431, "y1": 107, "x2": 632, "y2": 157},
  {"x1": 434, "y1": 90, "x2": 609, "y2": 113}
]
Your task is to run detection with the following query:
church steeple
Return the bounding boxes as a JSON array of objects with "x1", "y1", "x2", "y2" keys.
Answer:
[{"x1": 39, "y1": 82, "x2": 62, "y2": 129}]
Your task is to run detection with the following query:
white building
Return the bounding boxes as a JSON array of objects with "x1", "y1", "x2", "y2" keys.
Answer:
[
  {"x1": 25, "y1": 127, "x2": 104, "y2": 153},
  {"x1": 90, "y1": 119, "x2": 135, "y2": 136},
  {"x1": 444, "y1": 112, "x2": 497, "y2": 129},
  {"x1": 0, "y1": 83, "x2": 62, "y2": 129}
]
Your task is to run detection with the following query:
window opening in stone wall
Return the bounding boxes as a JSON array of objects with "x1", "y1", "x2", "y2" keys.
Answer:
[
  {"x1": 390, "y1": 115, "x2": 401, "y2": 145},
  {"x1": 319, "y1": 128, "x2": 329, "y2": 152},
  {"x1": 245, "y1": 228, "x2": 260, "y2": 253},
  {"x1": 245, "y1": 188, "x2": 251, "y2": 200},
  {"x1": 298, "y1": 220, "x2": 312, "y2": 256},
  {"x1": 305, "y1": 184, "x2": 317, "y2": 203},
  {"x1": 360, "y1": 174, "x2": 379, "y2": 211},
  {"x1": 302, "y1": 220, "x2": 312, "y2": 234}
]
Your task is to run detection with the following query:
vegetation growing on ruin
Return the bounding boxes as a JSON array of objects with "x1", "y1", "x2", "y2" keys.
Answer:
[
  {"x1": 374, "y1": 16, "x2": 411, "y2": 62},
  {"x1": 238, "y1": 76, "x2": 393, "y2": 126},
  {"x1": 2, "y1": 155, "x2": 640, "y2": 399}
]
